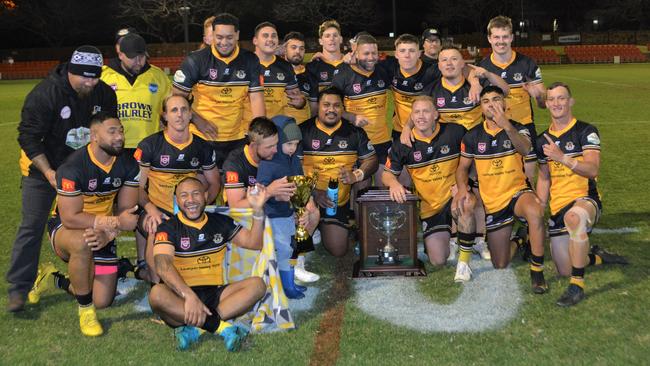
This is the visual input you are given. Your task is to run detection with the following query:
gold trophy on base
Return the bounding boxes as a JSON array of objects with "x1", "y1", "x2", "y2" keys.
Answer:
[{"x1": 287, "y1": 172, "x2": 318, "y2": 241}]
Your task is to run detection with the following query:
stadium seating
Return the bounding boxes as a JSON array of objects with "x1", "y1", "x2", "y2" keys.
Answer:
[{"x1": 565, "y1": 45, "x2": 646, "y2": 64}]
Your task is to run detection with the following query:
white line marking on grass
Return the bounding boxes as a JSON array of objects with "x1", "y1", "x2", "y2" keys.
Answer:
[
  {"x1": 592, "y1": 227, "x2": 640, "y2": 234},
  {"x1": 542, "y1": 74, "x2": 635, "y2": 88},
  {"x1": 354, "y1": 260, "x2": 522, "y2": 333}
]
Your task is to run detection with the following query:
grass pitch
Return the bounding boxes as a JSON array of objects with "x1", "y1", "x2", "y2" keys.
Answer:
[{"x1": 1, "y1": 64, "x2": 649, "y2": 365}]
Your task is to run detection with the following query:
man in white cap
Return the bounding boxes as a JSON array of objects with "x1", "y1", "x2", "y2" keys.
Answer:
[{"x1": 7, "y1": 45, "x2": 117, "y2": 312}]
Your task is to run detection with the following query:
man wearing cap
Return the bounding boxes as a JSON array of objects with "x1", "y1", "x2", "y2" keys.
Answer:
[
  {"x1": 101, "y1": 30, "x2": 171, "y2": 281},
  {"x1": 7, "y1": 46, "x2": 117, "y2": 312},
  {"x1": 421, "y1": 28, "x2": 442, "y2": 64}
]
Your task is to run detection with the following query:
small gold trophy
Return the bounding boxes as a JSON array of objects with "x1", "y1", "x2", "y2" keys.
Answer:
[{"x1": 287, "y1": 173, "x2": 318, "y2": 242}]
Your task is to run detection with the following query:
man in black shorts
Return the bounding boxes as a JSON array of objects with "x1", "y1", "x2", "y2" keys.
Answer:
[{"x1": 149, "y1": 177, "x2": 267, "y2": 351}]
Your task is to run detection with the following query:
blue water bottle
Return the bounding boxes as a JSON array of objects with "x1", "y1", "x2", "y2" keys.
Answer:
[{"x1": 326, "y1": 178, "x2": 338, "y2": 216}]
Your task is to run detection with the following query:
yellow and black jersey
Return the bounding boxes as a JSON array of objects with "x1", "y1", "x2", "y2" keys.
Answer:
[
  {"x1": 461, "y1": 120, "x2": 533, "y2": 214},
  {"x1": 424, "y1": 77, "x2": 489, "y2": 130},
  {"x1": 298, "y1": 117, "x2": 375, "y2": 205},
  {"x1": 135, "y1": 131, "x2": 216, "y2": 213},
  {"x1": 331, "y1": 64, "x2": 391, "y2": 145},
  {"x1": 385, "y1": 123, "x2": 465, "y2": 218},
  {"x1": 173, "y1": 45, "x2": 263, "y2": 142},
  {"x1": 536, "y1": 118, "x2": 601, "y2": 215},
  {"x1": 56, "y1": 145, "x2": 139, "y2": 216},
  {"x1": 243, "y1": 56, "x2": 299, "y2": 125},
  {"x1": 478, "y1": 51, "x2": 542, "y2": 124},
  {"x1": 285, "y1": 64, "x2": 317, "y2": 124},
  {"x1": 222, "y1": 145, "x2": 259, "y2": 190},
  {"x1": 306, "y1": 58, "x2": 344, "y2": 91},
  {"x1": 154, "y1": 211, "x2": 242, "y2": 287},
  {"x1": 382, "y1": 57, "x2": 441, "y2": 133},
  {"x1": 101, "y1": 60, "x2": 171, "y2": 148}
]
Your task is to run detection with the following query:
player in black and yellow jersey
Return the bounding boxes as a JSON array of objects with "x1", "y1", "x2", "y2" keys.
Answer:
[
  {"x1": 331, "y1": 34, "x2": 391, "y2": 184},
  {"x1": 135, "y1": 95, "x2": 220, "y2": 283},
  {"x1": 43, "y1": 113, "x2": 139, "y2": 336},
  {"x1": 150, "y1": 177, "x2": 267, "y2": 351},
  {"x1": 299, "y1": 88, "x2": 378, "y2": 257},
  {"x1": 457, "y1": 86, "x2": 547, "y2": 293},
  {"x1": 223, "y1": 117, "x2": 297, "y2": 208},
  {"x1": 425, "y1": 46, "x2": 509, "y2": 131},
  {"x1": 172, "y1": 13, "x2": 265, "y2": 167},
  {"x1": 284, "y1": 31, "x2": 318, "y2": 123},
  {"x1": 383, "y1": 96, "x2": 476, "y2": 273},
  {"x1": 536, "y1": 82, "x2": 627, "y2": 307},
  {"x1": 242, "y1": 22, "x2": 305, "y2": 125},
  {"x1": 479, "y1": 15, "x2": 546, "y2": 182},
  {"x1": 306, "y1": 20, "x2": 344, "y2": 112}
]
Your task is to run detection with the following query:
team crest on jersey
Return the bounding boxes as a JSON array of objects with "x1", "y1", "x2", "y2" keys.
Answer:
[
  {"x1": 392, "y1": 78, "x2": 398, "y2": 86},
  {"x1": 312, "y1": 139, "x2": 321, "y2": 149},
  {"x1": 236, "y1": 70, "x2": 246, "y2": 79},
  {"x1": 353, "y1": 83, "x2": 362, "y2": 94},
  {"x1": 160, "y1": 155, "x2": 170, "y2": 166},
  {"x1": 436, "y1": 98, "x2": 445, "y2": 107},
  {"x1": 565, "y1": 141, "x2": 575, "y2": 151},
  {"x1": 209, "y1": 68, "x2": 218, "y2": 80},
  {"x1": 88, "y1": 179, "x2": 97, "y2": 191},
  {"x1": 463, "y1": 97, "x2": 472, "y2": 105},
  {"x1": 213, "y1": 233, "x2": 223, "y2": 244},
  {"x1": 414, "y1": 82, "x2": 423, "y2": 90},
  {"x1": 320, "y1": 72, "x2": 328, "y2": 80},
  {"x1": 503, "y1": 140, "x2": 512, "y2": 149},
  {"x1": 277, "y1": 73, "x2": 285, "y2": 81},
  {"x1": 513, "y1": 73, "x2": 523, "y2": 82},
  {"x1": 338, "y1": 140, "x2": 348, "y2": 149},
  {"x1": 180, "y1": 237, "x2": 191, "y2": 250},
  {"x1": 413, "y1": 151, "x2": 422, "y2": 162},
  {"x1": 149, "y1": 83, "x2": 158, "y2": 93},
  {"x1": 191, "y1": 157, "x2": 200, "y2": 167},
  {"x1": 248, "y1": 176, "x2": 257, "y2": 186},
  {"x1": 378, "y1": 80, "x2": 385, "y2": 88},
  {"x1": 440, "y1": 145, "x2": 450, "y2": 154},
  {"x1": 303, "y1": 82, "x2": 310, "y2": 91},
  {"x1": 112, "y1": 178, "x2": 121, "y2": 188},
  {"x1": 478, "y1": 142, "x2": 487, "y2": 153}
]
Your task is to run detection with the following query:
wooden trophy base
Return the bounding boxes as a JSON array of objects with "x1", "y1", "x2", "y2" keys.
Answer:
[{"x1": 353, "y1": 256, "x2": 427, "y2": 277}]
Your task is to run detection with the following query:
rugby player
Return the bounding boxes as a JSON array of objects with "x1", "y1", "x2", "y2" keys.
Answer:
[
  {"x1": 40, "y1": 113, "x2": 139, "y2": 336},
  {"x1": 331, "y1": 34, "x2": 391, "y2": 184},
  {"x1": 536, "y1": 82, "x2": 627, "y2": 306},
  {"x1": 242, "y1": 22, "x2": 305, "y2": 123},
  {"x1": 200, "y1": 16, "x2": 215, "y2": 49},
  {"x1": 283, "y1": 31, "x2": 318, "y2": 123},
  {"x1": 457, "y1": 86, "x2": 547, "y2": 292},
  {"x1": 172, "y1": 13, "x2": 265, "y2": 167},
  {"x1": 306, "y1": 20, "x2": 344, "y2": 112},
  {"x1": 134, "y1": 95, "x2": 220, "y2": 284},
  {"x1": 149, "y1": 177, "x2": 267, "y2": 351},
  {"x1": 299, "y1": 87, "x2": 378, "y2": 257},
  {"x1": 383, "y1": 96, "x2": 476, "y2": 276}
]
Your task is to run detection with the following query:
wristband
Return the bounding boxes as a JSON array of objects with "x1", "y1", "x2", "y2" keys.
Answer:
[
  {"x1": 94, "y1": 215, "x2": 119, "y2": 231},
  {"x1": 252, "y1": 211, "x2": 265, "y2": 221},
  {"x1": 353, "y1": 169, "x2": 365, "y2": 183}
]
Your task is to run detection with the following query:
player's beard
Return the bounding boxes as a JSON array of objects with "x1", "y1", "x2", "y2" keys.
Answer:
[
  {"x1": 99, "y1": 141, "x2": 124, "y2": 156},
  {"x1": 288, "y1": 54, "x2": 303, "y2": 66},
  {"x1": 356, "y1": 59, "x2": 376, "y2": 72}
]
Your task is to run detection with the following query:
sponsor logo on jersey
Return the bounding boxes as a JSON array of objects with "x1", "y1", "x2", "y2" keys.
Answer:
[
  {"x1": 60, "y1": 106, "x2": 71, "y2": 119},
  {"x1": 191, "y1": 157, "x2": 199, "y2": 167},
  {"x1": 338, "y1": 140, "x2": 348, "y2": 149},
  {"x1": 587, "y1": 132, "x2": 600, "y2": 145},
  {"x1": 213, "y1": 233, "x2": 223, "y2": 244},
  {"x1": 503, "y1": 140, "x2": 512, "y2": 149},
  {"x1": 149, "y1": 83, "x2": 158, "y2": 93},
  {"x1": 367, "y1": 142, "x2": 374, "y2": 151},
  {"x1": 61, "y1": 178, "x2": 76, "y2": 192},
  {"x1": 277, "y1": 72, "x2": 285, "y2": 81},
  {"x1": 414, "y1": 82, "x2": 423, "y2": 90},
  {"x1": 174, "y1": 70, "x2": 186, "y2": 83},
  {"x1": 225, "y1": 171, "x2": 239, "y2": 184},
  {"x1": 565, "y1": 141, "x2": 575, "y2": 151},
  {"x1": 236, "y1": 70, "x2": 246, "y2": 79},
  {"x1": 198, "y1": 234, "x2": 205, "y2": 242},
  {"x1": 378, "y1": 80, "x2": 385, "y2": 88},
  {"x1": 133, "y1": 148, "x2": 142, "y2": 161},
  {"x1": 463, "y1": 97, "x2": 472, "y2": 105},
  {"x1": 177, "y1": 154, "x2": 185, "y2": 161},
  {"x1": 264, "y1": 69, "x2": 271, "y2": 77},
  {"x1": 112, "y1": 178, "x2": 122, "y2": 187},
  {"x1": 427, "y1": 146, "x2": 434, "y2": 154},
  {"x1": 440, "y1": 145, "x2": 450, "y2": 154},
  {"x1": 513, "y1": 73, "x2": 523, "y2": 82},
  {"x1": 155, "y1": 232, "x2": 168, "y2": 242},
  {"x1": 491, "y1": 159, "x2": 503, "y2": 167},
  {"x1": 103, "y1": 177, "x2": 111, "y2": 184}
]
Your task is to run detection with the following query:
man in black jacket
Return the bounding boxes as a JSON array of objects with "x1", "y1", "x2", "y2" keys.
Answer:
[{"x1": 6, "y1": 45, "x2": 117, "y2": 312}]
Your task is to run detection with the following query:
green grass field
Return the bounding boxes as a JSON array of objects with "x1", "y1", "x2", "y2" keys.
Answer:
[{"x1": 1, "y1": 64, "x2": 649, "y2": 365}]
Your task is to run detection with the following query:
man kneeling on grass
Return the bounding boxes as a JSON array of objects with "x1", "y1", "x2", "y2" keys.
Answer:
[{"x1": 149, "y1": 177, "x2": 267, "y2": 351}]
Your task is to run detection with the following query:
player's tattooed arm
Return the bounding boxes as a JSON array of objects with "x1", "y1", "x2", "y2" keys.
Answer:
[
  {"x1": 31, "y1": 154, "x2": 56, "y2": 188},
  {"x1": 153, "y1": 246, "x2": 192, "y2": 300}
]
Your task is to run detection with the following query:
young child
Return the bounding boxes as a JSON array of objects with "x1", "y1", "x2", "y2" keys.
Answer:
[{"x1": 257, "y1": 116, "x2": 318, "y2": 299}]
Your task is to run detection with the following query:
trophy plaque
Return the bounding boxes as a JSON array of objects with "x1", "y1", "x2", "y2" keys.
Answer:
[{"x1": 354, "y1": 188, "x2": 425, "y2": 277}]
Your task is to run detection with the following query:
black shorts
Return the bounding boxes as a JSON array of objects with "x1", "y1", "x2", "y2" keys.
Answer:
[
  {"x1": 422, "y1": 199, "x2": 453, "y2": 239},
  {"x1": 391, "y1": 130, "x2": 402, "y2": 142},
  {"x1": 47, "y1": 216, "x2": 118, "y2": 266},
  {"x1": 319, "y1": 203, "x2": 352, "y2": 229},
  {"x1": 136, "y1": 205, "x2": 173, "y2": 237},
  {"x1": 209, "y1": 138, "x2": 247, "y2": 169},
  {"x1": 373, "y1": 141, "x2": 391, "y2": 166},
  {"x1": 485, "y1": 189, "x2": 534, "y2": 232},
  {"x1": 193, "y1": 285, "x2": 228, "y2": 314},
  {"x1": 549, "y1": 197, "x2": 602, "y2": 237}
]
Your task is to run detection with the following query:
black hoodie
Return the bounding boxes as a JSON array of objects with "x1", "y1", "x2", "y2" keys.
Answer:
[{"x1": 17, "y1": 62, "x2": 117, "y2": 179}]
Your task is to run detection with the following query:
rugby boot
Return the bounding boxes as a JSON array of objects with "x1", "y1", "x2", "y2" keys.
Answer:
[
  {"x1": 590, "y1": 245, "x2": 629, "y2": 265},
  {"x1": 28, "y1": 262, "x2": 57, "y2": 304},
  {"x1": 279, "y1": 269, "x2": 305, "y2": 299},
  {"x1": 79, "y1": 305, "x2": 103, "y2": 337},
  {"x1": 473, "y1": 238, "x2": 491, "y2": 260},
  {"x1": 454, "y1": 261, "x2": 472, "y2": 283},
  {"x1": 220, "y1": 324, "x2": 246, "y2": 352},
  {"x1": 175, "y1": 326, "x2": 201, "y2": 351},
  {"x1": 530, "y1": 270, "x2": 549, "y2": 294},
  {"x1": 556, "y1": 284, "x2": 585, "y2": 307},
  {"x1": 7, "y1": 292, "x2": 26, "y2": 313}
]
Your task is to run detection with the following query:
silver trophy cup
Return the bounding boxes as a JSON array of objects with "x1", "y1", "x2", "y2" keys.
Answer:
[{"x1": 369, "y1": 205, "x2": 407, "y2": 264}]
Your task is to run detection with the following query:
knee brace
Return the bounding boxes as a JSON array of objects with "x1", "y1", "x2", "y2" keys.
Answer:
[{"x1": 566, "y1": 206, "x2": 592, "y2": 243}]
